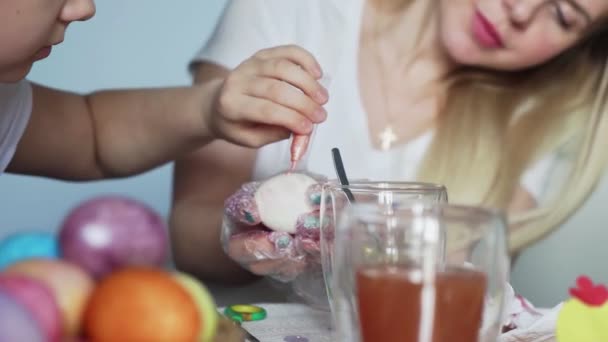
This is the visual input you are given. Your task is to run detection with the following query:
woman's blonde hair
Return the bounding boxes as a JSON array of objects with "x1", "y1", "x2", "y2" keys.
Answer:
[{"x1": 383, "y1": 0, "x2": 608, "y2": 254}]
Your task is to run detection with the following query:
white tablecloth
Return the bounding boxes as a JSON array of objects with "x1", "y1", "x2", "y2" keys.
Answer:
[
  {"x1": 229, "y1": 302, "x2": 558, "y2": 342},
  {"x1": 231, "y1": 303, "x2": 333, "y2": 342}
]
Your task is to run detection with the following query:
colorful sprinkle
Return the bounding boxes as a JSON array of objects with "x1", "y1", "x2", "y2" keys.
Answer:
[
  {"x1": 307, "y1": 183, "x2": 323, "y2": 207},
  {"x1": 224, "y1": 183, "x2": 261, "y2": 225},
  {"x1": 295, "y1": 213, "x2": 321, "y2": 241},
  {"x1": 267, "y1": 232, "x2": 296, "y2": 255}
]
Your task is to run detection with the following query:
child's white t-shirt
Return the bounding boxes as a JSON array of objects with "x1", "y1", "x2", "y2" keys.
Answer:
[
  {"x1": 192, "y1": 0, "x2": 556, "y2": 202},
  {"x1": 0, "y1": 80, "x2": 33, "y2": 174}
]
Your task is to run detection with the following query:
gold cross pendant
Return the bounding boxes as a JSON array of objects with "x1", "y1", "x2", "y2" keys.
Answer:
[{"x1": 379, "y1": 126, "x2": 397, "y2": 150}]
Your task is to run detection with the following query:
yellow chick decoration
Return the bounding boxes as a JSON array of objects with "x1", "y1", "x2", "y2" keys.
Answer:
[{"x1": 556, "y1": 276, "x2": 608, "y2": 342}]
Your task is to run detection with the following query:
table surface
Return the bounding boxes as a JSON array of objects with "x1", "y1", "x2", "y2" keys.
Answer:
[
  {"x1": 229, "y1": 302, "x2": 556, "y2": 342},
  {"x1": 228, "y1": 303, "x2": 333, "y2": 342}
]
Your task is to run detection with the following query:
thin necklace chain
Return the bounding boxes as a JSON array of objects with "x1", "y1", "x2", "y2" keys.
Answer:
[
  {"x1": 369, "y1": 2, "x2": 439, "y2": 150},
  {"x1": 370, "y1": 10, "x2": 409, "y2": 151}
]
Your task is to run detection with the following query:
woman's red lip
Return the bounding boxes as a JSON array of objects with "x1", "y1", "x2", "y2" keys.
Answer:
[{"x1": 473, "y1": 9, "x2": 504, "y2": 48}]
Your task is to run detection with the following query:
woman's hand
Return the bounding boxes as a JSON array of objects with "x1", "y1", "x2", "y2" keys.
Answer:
[{"x1": 221, "y1": 179, "x2": 325, "y2": 282}]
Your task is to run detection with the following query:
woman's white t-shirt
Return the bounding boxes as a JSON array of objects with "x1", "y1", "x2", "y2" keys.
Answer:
[
  {"x1": 192, "y1": 0, "x2": 555, "y2": 201},
  {"x1": 0, "y1": 80, "x2": 32, "y2": 174}
]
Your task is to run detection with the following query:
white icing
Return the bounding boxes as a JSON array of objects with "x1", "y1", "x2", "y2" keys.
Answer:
[{"x1": 254, "y1": 173, "x2": 317, "y2": 233}]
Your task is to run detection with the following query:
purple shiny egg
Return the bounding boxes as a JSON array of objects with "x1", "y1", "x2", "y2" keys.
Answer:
[
  {"x1": 59, "y1": 196, "x2": 168, "y2": 279},
  {"x1": 0, "y1": 274, "x2": 62, "y2": 342},
  {"x1": 0, "y1": 290, "x2": 45, "y2": 342}
]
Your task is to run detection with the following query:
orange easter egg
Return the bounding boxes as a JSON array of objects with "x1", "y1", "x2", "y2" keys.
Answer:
[
  {"x1": 84, "y1": 267, "x2": 200, "y2": 342},
  {"x1": 5, "y1": 259, "x2": 94, "y2": 337}
]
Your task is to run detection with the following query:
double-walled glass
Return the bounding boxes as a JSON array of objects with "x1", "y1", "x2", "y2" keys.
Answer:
[
  {"x1": 332, "y1": 203, "x2": 510, "y2": 342},
  {"x1": 316, "y1": 181, "x2": 448, "y2": 312}
]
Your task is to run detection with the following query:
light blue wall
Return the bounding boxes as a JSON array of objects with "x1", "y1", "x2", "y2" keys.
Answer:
[
  {"x1": 511, "y1": 176, "x2": 608, "y2": 307},
  {"x1": 0, "y1": 0, "x2": 227, "y2": 235}
]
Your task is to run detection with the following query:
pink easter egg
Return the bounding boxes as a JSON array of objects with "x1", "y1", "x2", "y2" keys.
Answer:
[
  {"x1": 6, "y1": 259, "x2": 95, "y2": 337},
  {"x1": 0, "y1": 289, "x2": 45, "y2": 342},
  {"x1": 0, "y1": 274, "x2": 62, "y2": 342},
  {"x1": 59, "y1": 195, "x2": 168, "y2": 279}
]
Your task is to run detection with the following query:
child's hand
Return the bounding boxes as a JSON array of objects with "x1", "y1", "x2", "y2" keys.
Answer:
[{"x1": 206, "y1": 45, "x2": 328, "y2": 148}]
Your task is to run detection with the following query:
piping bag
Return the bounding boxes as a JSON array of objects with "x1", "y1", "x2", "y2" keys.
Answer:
[{"x1": 289, "y1": 74, "x2": 332, "y2": 172}]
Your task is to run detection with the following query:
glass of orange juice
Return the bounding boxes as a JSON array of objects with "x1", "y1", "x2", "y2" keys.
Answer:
[
  {"x1": 332, "y1": 203, "x2": 509, "y2": 342},
  {"x1": 315, "y1": 181, "x2": 448, "y2": 313}
]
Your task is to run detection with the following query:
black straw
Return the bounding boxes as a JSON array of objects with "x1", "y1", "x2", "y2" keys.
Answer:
[{"x1": 331, "y1": 148, "x2": 355, "y2": 202}]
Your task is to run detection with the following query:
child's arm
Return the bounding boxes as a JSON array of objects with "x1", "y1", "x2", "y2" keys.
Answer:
[
  {"x1": 8, "y1": 83, "x2": 218, "y2": 180},
  {"x1": 7, "y1": 45, "x2": 327, "y2": 180}
]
